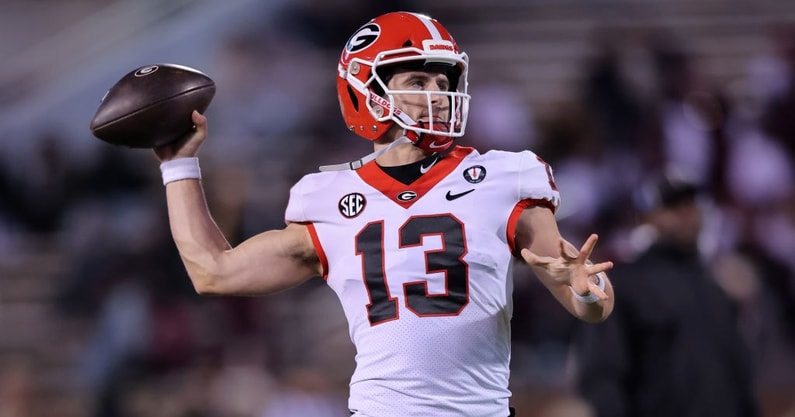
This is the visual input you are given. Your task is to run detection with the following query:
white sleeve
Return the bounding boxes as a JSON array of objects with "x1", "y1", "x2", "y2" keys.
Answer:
[
  {"x1": 517, "y1": 150, "x2": 561, "y2": 210},
  {"x1": 284, "y1": 177, "x2": 308, "y2": 224}
]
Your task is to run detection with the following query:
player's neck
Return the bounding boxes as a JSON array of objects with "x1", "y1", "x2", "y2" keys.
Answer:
[{"x1": 374, "y1": 139, "x2": 431, "y2": 167}]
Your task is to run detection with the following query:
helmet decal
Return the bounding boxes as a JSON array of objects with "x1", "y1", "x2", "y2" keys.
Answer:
[
  {"x1": 346, "y1": 23, "x2": 381, "y2": 54},
  {"x1": 413, "y1": 13, "x2": 444, "y2": 40}
]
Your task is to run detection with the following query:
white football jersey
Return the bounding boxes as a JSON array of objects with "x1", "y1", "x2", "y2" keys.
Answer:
[{"x1": 285, "y1": 146, "x2": 560, "y2": 417}]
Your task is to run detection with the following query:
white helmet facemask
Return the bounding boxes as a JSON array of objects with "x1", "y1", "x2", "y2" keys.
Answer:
[{"x1": 320, "y1": 51, "x2": 470, "y2": 171}]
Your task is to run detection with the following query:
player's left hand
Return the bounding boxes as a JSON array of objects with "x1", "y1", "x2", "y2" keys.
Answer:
[{"x1": 520, "y1": 234, "x2": 613, "y2": 298}]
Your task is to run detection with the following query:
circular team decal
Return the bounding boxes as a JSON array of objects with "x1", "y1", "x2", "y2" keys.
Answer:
[
  {"x1": 463, "y1": 165, "x2": 486, "y2": 184},
  {"x1": 396, "y1": 191, "x2": 418, "y2": 202},
  {"x1": 346, "y1": 23, "x2": 380, "y2": 53},
  {"x1": 134, "y1": 65, "x2": 159, "y2": 77},
  {"x1": 339, "y1": 192, "x2": 366, "y2": 218}
]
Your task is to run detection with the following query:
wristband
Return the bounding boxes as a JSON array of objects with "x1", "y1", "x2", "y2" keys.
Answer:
[
  {"x1": 570, "y1": 272, "x2": 607, "y2": 304},
  {"x1": 160, "y1": 157, "x2": 201, "y2": 185}
]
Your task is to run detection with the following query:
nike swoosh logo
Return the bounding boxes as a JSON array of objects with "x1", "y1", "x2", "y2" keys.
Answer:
[
  {"x1": 428, "y1": 141, "x2": 448, "y2": 149},
  {"x1": 419, "y1": 159, "x2": 437, "y2": 174},
  {"x1": 445, "y1": 189, "x2": 475, "y2": 201}
]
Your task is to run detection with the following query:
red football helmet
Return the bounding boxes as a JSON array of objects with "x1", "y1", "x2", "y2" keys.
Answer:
[{"x1": 337, "y1": 12, "x2": 470, "y2": 153}]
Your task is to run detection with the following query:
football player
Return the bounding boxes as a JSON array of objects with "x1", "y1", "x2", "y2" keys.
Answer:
[{"x1": 154, "y1": 11, "x2": 614, "y2": 417}]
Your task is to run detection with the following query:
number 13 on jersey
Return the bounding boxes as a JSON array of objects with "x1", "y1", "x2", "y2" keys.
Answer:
[{"x1": 355, "y1": 214, "x2": 470, "y2": 325}]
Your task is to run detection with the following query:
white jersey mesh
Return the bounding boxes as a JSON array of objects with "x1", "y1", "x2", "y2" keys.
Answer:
[{"x1": 285, "y1": 147, "x2": 560, "y2": 417}]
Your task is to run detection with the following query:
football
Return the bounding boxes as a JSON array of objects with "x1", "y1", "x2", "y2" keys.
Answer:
[{"x1": 89, "y1": 63, "x2": 216, "y2": 148}]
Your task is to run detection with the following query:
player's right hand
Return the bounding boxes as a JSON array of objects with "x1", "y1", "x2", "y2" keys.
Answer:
[{"x1": 154, "y1": 110, "x2": 207, "y2": 162}]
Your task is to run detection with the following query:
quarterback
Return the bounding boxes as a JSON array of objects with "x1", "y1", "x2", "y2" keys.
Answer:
[{"x1": 154, "y1": 11, "x2": 614, "y2": 417}]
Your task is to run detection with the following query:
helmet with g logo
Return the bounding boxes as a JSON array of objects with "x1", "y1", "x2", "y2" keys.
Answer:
[{"x1": 336, "y1": 12, "x2": 470, "y2": 153}]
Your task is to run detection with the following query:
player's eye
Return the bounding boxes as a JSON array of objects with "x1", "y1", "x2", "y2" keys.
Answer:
[{"x1": 409, "y1": 78, "x2": 425, "y2": 89}]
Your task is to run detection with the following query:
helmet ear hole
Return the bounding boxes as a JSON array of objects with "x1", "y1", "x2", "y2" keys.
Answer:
[{"x1": 346, "y1": 85, "x2": 359, "y2": 111}]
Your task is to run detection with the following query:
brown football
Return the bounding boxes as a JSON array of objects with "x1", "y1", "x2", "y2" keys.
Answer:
[{"x1": 89, "y1": 63, "x2": 215, "y2": 148}]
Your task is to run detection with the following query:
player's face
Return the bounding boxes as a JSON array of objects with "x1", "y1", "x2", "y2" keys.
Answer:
[{"x1": 385, "y1": 69, "x2": 451, "y2": 128}]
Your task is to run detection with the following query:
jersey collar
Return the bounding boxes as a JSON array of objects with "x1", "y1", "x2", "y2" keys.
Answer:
[{"x1": 356, "y1": 146, "x2": 475, "y2": 208}]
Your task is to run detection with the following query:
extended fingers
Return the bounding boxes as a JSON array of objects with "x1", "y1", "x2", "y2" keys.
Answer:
[
  {"x1": 560, "y1": 235, "x2": 599, "y2": 264},
  {"x1": 577, "y1": 234, "x2": 599, "y2": 264},
  {"x1": 520, "y1": 248, "x2": 552, "y2": 267},
  {"x1": 573, "y1": 258, "x2": 613, "y2": 296},
  {"x1": 571, "y1": 268, "x2": 610, "y2": 297},
  {"x1": 587, "y1": 278, "x2": 609, "y2": 301},
  {"x1": 559, "y1": 239, "x2": 579, "y2": 261},
  {"x1": 520, "y1": 248, "x2": 540, "y2": 265},
  {"x1": 587, "y1": 260, "x2": 614, "y2": 276}
]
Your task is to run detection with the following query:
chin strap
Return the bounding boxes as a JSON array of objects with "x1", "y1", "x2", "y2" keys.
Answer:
[
  {"x1": 318, "y1": 136, "x2": 412, "y2": 171},
  {"x1": 406, "y1": 127, "x2": 454, "y2": 153}
]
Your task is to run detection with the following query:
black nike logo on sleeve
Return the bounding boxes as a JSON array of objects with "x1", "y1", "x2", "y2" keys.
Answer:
[{"x1": 445, "y1": 189, "x2": 475, "y2": 201}]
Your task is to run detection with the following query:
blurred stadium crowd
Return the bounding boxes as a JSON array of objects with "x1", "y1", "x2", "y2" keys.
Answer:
[{"x1": 1, "y1": 0, "x2": 795, "y2": 416}]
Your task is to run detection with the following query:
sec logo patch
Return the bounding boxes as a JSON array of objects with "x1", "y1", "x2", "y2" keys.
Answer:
[{"x1": 339, "y1": 193, "x2": 366, "y2": 218}]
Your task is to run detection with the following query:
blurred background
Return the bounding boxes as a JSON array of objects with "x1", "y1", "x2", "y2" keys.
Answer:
[{"x1": 1, "y1": 0, "x2": 795, "y2": 416}]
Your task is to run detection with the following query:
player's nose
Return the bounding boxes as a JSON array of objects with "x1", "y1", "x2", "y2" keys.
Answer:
[{"x1": 427, "y1": 87, "x2": 445, "y2": 106}]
